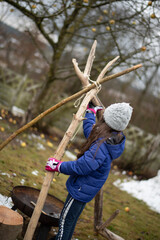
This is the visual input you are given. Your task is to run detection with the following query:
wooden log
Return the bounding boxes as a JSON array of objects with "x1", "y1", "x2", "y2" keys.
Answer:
[{"x1": 0, "y1": 205, "x2": 23, "y2": 240}]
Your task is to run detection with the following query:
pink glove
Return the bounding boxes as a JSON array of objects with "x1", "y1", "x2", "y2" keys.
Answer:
[
  {"x1": 87, "y1": 102, "x2": 103, "y2": 115},
  {"x1": 45, "y1": 157, "x2": 62, "y2": 172}
]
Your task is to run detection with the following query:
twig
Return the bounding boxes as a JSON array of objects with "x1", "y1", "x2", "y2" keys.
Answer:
[
  {"x1": 30, "y1": 201, "x2": 47, "y2": 215},
  {"x1": 99, "y1": 228, "x2": 125, "y2": 240}
]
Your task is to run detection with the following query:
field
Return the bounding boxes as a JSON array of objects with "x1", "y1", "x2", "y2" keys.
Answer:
[{"x1": 0, "y1": 110, "x2": 160, "y2": 240}]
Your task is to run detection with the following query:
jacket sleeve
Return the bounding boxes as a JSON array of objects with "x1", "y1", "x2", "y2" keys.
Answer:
[
  {"x1": 60, "y1": 143, "x2": 106, "y2": 176},
  {"x1": 83, "y1": 112, "x2": 96, "y2": 139}
]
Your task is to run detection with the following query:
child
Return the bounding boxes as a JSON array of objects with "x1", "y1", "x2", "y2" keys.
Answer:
[{"x1": 45, "y1": 102, "x2": 133, "y2": 240}]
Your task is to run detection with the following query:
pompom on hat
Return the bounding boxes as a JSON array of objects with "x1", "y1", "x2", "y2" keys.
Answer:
[{"x1": 103, "y1": 102, "x2": 133, "y2": 131}]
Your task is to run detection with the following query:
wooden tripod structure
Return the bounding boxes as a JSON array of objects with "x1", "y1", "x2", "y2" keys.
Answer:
[
  {"x1": 23, "y1": 41, "x2": 142, "y2": 240},
  {"x1": 1, "y1": 41, "x2": 142, "y2": 240}
]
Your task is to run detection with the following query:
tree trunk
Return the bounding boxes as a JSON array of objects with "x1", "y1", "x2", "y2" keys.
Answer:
[
  {"x1": 21, "y1": 55, "x2": 60, "y2": 125},
  {"x1": 21, "y1": 80, "x2": 51, "y2": 124},
  {"x1": 0, "y1": 206, "x2": 23, "y2": 240}
]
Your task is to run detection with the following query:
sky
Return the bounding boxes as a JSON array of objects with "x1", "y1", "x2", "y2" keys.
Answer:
[
  {"x1": 0, "y1": 2, "x2": 32, "y2": 31},
  {"x1": 0, "y1": 2, "x2": 50, "y2": 43}
]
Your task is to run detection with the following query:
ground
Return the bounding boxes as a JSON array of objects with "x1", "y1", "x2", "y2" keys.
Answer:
[{"x1": 0, "y1": 108, "x2": 160, "y2": 240}]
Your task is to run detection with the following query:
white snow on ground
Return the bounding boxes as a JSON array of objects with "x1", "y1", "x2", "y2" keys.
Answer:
[
  {"x1": 32, "y1": 170, "x2": 39, "y2": 176},
  {"x1": 0, "y1": 194, "x2": 13, "y2": 208},
  {"x1": 36, "y1": 142, "x2": 46, "y2": 150},
  {"x1": 20, "y1": 179, "x2": 25, "y2": 185},
  {"x1": 114, "y1": 170, "x2": 160, "y2": 214},
  {"x1": 28, "y1": 133, "x2": 43, "y2": 141},
  {"x1": 1, "y1": 172, "x2": 10, "y2": 178},
  {"x1": 11, "y1": 106, "x2": 25, "y2": 117}
]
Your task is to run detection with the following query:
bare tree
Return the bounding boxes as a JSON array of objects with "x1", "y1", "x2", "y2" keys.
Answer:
[{"x1": 1, "y1": 0, "x2": 160, "y2": 123}]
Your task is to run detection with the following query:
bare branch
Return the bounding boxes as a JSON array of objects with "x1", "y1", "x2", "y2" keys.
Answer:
[
  {"x1": 96, "y1": 210, "x2": 120, "y2": 230},
  {"x1": 4, "y1": 0, "x2": 41, "y2": 22},
  {"x1": 84, "y1": 40, "x2": 97, "y2": 78},
  {"x1": 97, "y1": 56, "x2": 119, "y2": 82}
]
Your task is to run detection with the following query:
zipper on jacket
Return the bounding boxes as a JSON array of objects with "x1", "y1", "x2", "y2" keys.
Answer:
[{"x1": 78, "y1": 187, "x2": 81, "y2": 191}]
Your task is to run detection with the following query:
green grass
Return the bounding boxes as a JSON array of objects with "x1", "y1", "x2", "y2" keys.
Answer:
[{"x1": 0, "y1": 112, "x2": 160, "y2": 240}]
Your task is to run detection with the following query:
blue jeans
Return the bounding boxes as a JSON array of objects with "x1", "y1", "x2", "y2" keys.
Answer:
[{"x1": 53, "y1": 193, "x2": 86, "y2": 240}]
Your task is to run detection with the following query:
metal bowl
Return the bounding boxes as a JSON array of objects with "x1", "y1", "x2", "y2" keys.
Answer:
[{"x1": 11, "y1": 186, "x2": 64, "y2": 226}]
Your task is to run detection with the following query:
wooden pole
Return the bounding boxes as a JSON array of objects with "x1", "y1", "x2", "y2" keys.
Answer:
[
  {"x1": 24, "y1": 41, "x2": 99, "y2": 240},
  {"x1": 73, "y1": 49, "x2": 120, "y2": 233},
  {"x1": 23, "y1": 89, "x2": 99, "y2": 240},
  {"x1": 0, "y1": 63, "x2": 142, "y2": 151}
]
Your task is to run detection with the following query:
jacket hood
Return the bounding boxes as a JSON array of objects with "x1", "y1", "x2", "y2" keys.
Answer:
[{"x1": 105, "y1": 136, "x2": 126, "y2": 160}]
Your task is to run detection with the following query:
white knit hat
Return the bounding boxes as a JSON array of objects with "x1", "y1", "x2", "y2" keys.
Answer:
[{"x1": 103, "y1": 102, "x2": 133, "y2": 131}]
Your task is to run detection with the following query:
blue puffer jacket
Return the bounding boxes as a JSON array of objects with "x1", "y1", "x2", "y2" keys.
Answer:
[{"x1": 60, "y1": 112, "x2": 126, "y2": 203}]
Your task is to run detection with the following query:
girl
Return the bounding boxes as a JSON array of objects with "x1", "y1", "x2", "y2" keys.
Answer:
[{"x1": 45, "y1": 102, "x2": 133, "y2": 240}]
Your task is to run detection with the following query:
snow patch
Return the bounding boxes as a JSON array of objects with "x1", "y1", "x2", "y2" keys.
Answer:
[
  {"x1": 11, "y1": 106, "x2": 25, "y2": 117},
  {"x1": 114, "y1": 170, "x2": 160, "y2": 214},
  {"x1": 10, "y1": 37, "x2": 20, "y2": 45},
  {"x1": 0, "y1": 194, "x2": 13, "y2": 208},
  {"x1": 1, "y1": 172, "x2": 10, "y2": 178},
  {"x1": 37, "y1": 142, "x2": 46, "y2": 150},
  {"x1": 28, "y1": 133, "x2": 44, "y2": 141},
  {"x1": 32, "y1": 170, "x2": 39, "y2": 176},
  {"x1": 20, "y1": 179, "x2": 25, "y2": 184}
]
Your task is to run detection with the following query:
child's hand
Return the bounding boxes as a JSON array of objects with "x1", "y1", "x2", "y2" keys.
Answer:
[
  {"x1": 45, "y1": 157, "x2": 62, "y2": 172},
  {"x1": 87, "y1": 102, "x2": 103, "y2": 115},
  {"x1": 94, "y1": 106, "x2": 104, "y2": 112}
]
